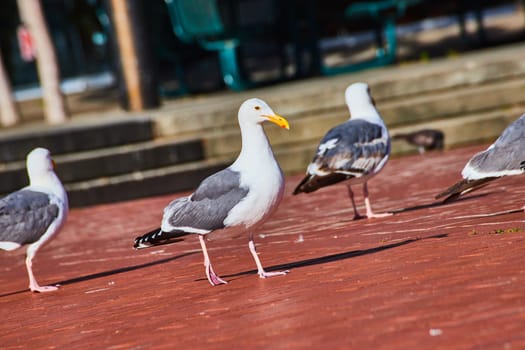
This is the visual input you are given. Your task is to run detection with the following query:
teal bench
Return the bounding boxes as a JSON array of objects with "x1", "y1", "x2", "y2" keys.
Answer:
[
  {"x1": 321, "y1": 0, "x2": 422, "y2": 75},
  {"x1": 164, "y1": 0, "x2": 292, "y2": 91}
]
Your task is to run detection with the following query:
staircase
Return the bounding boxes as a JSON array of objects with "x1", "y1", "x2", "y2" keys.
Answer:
[{"x1": 0, "y1": 117, "x2": 227, "y2": 207}]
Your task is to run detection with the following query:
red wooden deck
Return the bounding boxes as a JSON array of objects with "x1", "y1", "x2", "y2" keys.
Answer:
[{"x1": 1, "y1": 144, "x2": 524, "y2": 349}]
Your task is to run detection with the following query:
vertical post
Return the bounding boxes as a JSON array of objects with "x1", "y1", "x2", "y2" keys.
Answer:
[
  {"x1": 17, "y1": 0, "x2": 68, "y2": 124},
  {"x1": 0, "y1": 49, "x2": 20, "y2": 127},
  {"x1": 107, "y1": 0, "x2": 159, "y2": 111}
]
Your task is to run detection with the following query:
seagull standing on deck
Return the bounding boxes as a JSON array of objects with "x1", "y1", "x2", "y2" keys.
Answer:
[
  {"x1": 436, "y1": 113, "x2": 525, "y2": 203},
  {"x1": 0, "y1": 148, "x2": 68, "y2": 292},
  {"x1": 293, "y1": 82, "x2": 391, "y2": 219},
  {"x1": 134, "y1": 98, "x2": 290, "y2": 286}
]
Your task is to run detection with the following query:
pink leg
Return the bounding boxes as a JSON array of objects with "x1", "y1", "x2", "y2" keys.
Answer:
[
  {"x1": 248, "y1": 239, "x2": 288, "y2": 279},
  {"x1": 198, "y1": 235, "x2": 227, "y2": 286},
  {"x1": 347, "y1": 185, "x2": 364, "y2": 220},
  {"x1": 26, "y1": 251, "x2": 58, "y2": 293},
  {"x1": 363, "y1": 182, "x2": 393, "y2": 219}
]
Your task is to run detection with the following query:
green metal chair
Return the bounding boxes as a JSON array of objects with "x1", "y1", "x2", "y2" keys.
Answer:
[
  {"x1": 165, "y1": 0, "x2": 269, "y2": 91},
  {"x1": 322, "y1": 0, "x2": 421, "y2": 75}
]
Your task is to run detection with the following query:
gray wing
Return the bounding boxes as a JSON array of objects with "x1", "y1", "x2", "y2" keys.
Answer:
[
  {"x1": 0, "y1": 189, "x2": 59, "y2": 245},
  {"x1": 312, "y1": 119, "x2": 389, "y2": 175},
  {"x1": 164, "y1": 168, "x2": 249, "y2": 231},
  {"x1": 294, "y1": 119, "x2": 390, "y2": 194},
  {"x1": 466, "y1": 114, "x2": 525, "y2": 174}
]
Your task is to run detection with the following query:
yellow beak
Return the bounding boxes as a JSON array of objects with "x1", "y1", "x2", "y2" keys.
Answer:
[{"x1": 263, "y1": 114, "x2": 290, "y2": 130}]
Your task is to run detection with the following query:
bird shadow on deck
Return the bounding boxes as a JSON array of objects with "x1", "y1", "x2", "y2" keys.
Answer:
[
  {"x1": 0, "y1": 252, "x2": 198, "y2": 298},
  {"x1": 56, "y1": 252, "x2": 198, "y2": 286},
  {"x1": 389, "y1": 193, "x2": 491, "y2": 215},
  {"x1": 221, "y1": 233, "x2": 448, "y2": 281}
]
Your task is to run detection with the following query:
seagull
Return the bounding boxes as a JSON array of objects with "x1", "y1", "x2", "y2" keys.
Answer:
[
  {"x1": 392, "y1": 129, "x2": 444, "y2": 154},
  {"x1": 436, "y1": 113, "x2": 525, "y2": 203},
  {"x1": 293, "y1": 82, "x2": 391, "y2": 220},
  {"x1": 0, "y1": 148, "x2": 69, "y2": 292},
  {"x1": 134, "y1": 98, "x2": 290, "y2": 286}
]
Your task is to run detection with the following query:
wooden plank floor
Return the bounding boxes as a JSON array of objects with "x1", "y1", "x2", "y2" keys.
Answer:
[{"x1": 1, "y1": 144, "x2": 524, "y2": 349}]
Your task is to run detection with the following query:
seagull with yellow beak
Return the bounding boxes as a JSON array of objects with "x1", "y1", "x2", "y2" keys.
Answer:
[{"x1": 134, "y1": 98, "x2": 290, "y2": 286}]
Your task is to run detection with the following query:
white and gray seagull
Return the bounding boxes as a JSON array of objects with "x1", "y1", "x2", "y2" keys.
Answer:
[
  {"x1": 0, "y1": 148, "x2": 68, "y2": 292},
  {"x1": 134, "y1": 98, "x2": 290, "y2": 286},
  {"x1": 293, "y1": 82, "x2": 392, "y2": 219},
  {"x1": 436, "y1": 113, "x2": 525, "y2": 204}
]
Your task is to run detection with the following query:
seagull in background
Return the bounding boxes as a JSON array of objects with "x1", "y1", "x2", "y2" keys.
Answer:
[
  {"x1": 293, "y1": 82, "x2": 392, "y2": 220},
  {"x1": 0, "y1": 148, "x2": 69, "y2": 292},
  {"x1": 392, "y1": 129, "x2": 444, "y2": 154},
  {"x1": 436, "y1": 113, "x2": 525, "y2": 204},
  {"x1": 134, "y1": 98, "x2": 290, "y2": 286}
]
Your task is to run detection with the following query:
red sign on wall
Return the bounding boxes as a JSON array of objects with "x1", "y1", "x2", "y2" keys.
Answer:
[{"x1": 17, "y1": 25, "x2": 36, "y2": 62}]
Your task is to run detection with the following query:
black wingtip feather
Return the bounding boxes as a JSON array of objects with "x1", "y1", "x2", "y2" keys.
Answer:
[
  {"x1": 294, "y1": 173, "x2": 351, "y2": 195},
  {"x1": 133, "y1": 227, "x2": 161, "y2": 249},
  {"x1": 293, "y1": 174, "x2": 312, "y2": 195},
  {"x1": 435, "y1": 177, "x2": 498, "y2": 202},
  {"x1": 133, "y1": 228, "x2": 190, "y2": 249}
]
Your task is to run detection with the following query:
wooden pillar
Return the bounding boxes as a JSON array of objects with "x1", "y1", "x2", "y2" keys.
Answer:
[
  {"x1": 17, "y1": 0, "x2": 68, "y2": 124},
  {"x1": 0, "y1": 49, "x2": 20, "y2": 127},
  {"x1": 107, "y1": 0, "x2": 159, "y2": 111}
]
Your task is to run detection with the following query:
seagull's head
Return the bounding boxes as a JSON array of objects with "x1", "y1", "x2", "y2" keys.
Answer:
[
  {"x1": 344, "y1": 82, "x2": 378, "y2": 118},
  {"x1": 239, "y1": 98, "x2": 290, "y2": 130},
  {"x1": 26, "y1": 147, "x2": 56, "y2": 182}
]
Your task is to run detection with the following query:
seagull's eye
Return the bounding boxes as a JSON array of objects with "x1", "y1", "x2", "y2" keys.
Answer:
[{"x1": 255, "y1": 106, "x2": 260, "y2": 110}]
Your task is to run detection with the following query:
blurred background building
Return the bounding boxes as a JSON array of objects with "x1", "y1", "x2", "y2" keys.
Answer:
[{"x1": 1, "y1": 0, "x2": 523, "y2": 105}]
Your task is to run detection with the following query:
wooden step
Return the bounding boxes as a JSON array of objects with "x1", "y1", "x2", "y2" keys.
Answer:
[
  {"x1": 0, "y1": 116, "x2": 154, "y2": 163},
  {"x1": 65, "y1": 157, "x2": 230, "y2": 207},
  {"x1": 0, "y1": 138, "x2": 205, "y2": 195}
]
